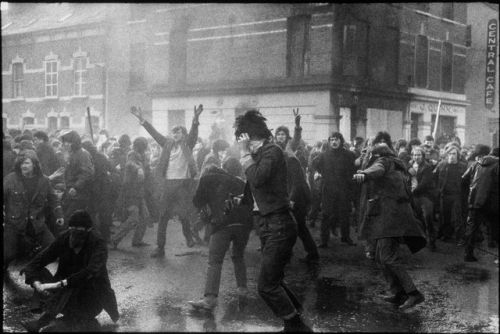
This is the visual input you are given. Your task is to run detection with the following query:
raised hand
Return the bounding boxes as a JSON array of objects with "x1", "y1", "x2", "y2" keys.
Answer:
[
  {"x1": 130, "y1": 106, "x2": 144, "y2": 123},
  {"x1": 194, "y1": 104, "x2": 203, "y2": 118},
  {"x1": 293, "y1": 108, "x2": 301, "y2": 127}
]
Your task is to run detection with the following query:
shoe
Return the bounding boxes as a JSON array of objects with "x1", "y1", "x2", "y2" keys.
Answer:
[
  {"x1": 299, "y1": 255, "x2": 319, "y2": 265},
  {"x1": 380, "y1": 292, "x2": 408, "y2": 305},
  {"x1": 464, "y1": 254, "x2": 478, "y2": 262},
  {"x1": 188, "y1": 296, "x2": 217, "y2": 311},
  {"x1": 132, "y1": 241, "x2": 150, "y2": 248},
  {"x1": 151, "y1": 248, "x2": 165, "y2": 258},
  {"x1": 283, "y1": 314, "x2": 313, "y2": 332},
  {"x1": 399, "y1": 292, "x2": 424, "y2": 310},
  {"x1": 341, "y1": 237, "x2": 356, "y2": 246}
]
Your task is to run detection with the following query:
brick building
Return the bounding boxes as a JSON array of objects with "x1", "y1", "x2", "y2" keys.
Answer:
[
  {"x1": 465, "y1": 3, "x2": 499, "y2": 147},
  {"x1": 2, "y1": 3, "x2": 110, "y2": 135},
  {"x1": 2, "y1": 3, "x2": 471, "y2": 145}
]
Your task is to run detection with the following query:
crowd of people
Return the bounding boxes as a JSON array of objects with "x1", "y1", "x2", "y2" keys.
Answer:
[{"x1": 3, "y1": 106, "x2": 498, "y2": 332}]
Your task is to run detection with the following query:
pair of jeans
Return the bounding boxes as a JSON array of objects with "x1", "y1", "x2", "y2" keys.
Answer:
[
  {"x1": 112, "y1": 202, "x2": 149, "y2": 246},
  {"x1": 255, "y1": 211, "x2": 300, "y2": 318},
  {"x1": 375, "y1": 238, "x2": 417, "y2": 294},
  {"x1": 204, "y1": 225, "x2": 250, "y2": 297},
  {"x1": 293, "y1": 207, "x2": 319, "y2": 259},
  {"x1": 439, "y1": 194, "x2": 464, "y2": 240},
  {"x1": 464, "y1": 209, "x2": 494, "y2": 256}
]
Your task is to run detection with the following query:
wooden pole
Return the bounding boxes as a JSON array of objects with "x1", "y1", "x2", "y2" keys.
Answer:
[
  {"x1": 432, "y1": 100, "x2": 441, "y2": 140},
  {"x1": 86, "y1": 107, "x2": 95, "y2": 144}
]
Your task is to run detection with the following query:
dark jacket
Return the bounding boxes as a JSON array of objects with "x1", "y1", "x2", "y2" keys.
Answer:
[
  {"x1": 64, "y1": 148, "x2": 95, "y2": 199},
  {"x1": 193, "y1": 166, "x2": 252, "y2": 233},
  {"x1": 284, "y1": 151, "x2": 311, "y2": 213},
  {"x1": 358, "y1": 145, "x2": 426, "y2": 253},
  {"x1": 242, "y1": 142, "x2": 290, "y2": 216},
  {"x1": 463, "y1": 155, "x2": 499, "y2": 212},
  {"x1": 3, "y1": 172, "x2": 63, "y2": 234},
  {"x1": 22, "y1": 230, "x2": 119, "y2": 322},
  {"x1": 36, "y1": 141, "x2": 61, "y2": 176},
  {"x1": 142, "y1": 119, "x2": 199, "y2": 180},
  {"x1": 312, "y1": 146, "x2": 356, "y2": 212},
  {"x1": 433, "y1": 159, "x2": 468, "y2": 196},
  {"x1": 109, "y1": 146, "x2": 131, "y2": 181},
  {"x1": 408, "y1": 159, "x2": 436, "y2": 200},
  {"x1": 118, "y1": 150, "x2": 149, "y2": 211}
]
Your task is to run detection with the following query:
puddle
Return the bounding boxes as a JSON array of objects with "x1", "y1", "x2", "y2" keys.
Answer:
[{"x1": 445, "y1": 264, "x2": 491, "y2": 283}]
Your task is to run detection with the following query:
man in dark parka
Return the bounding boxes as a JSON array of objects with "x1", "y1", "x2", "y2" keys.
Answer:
[
  {"x1": 20, "y1": 210, "x2": 119, "y2": 332},
  {"x1": 354, "y1": 134, "x2": 427, "y2": 311}
]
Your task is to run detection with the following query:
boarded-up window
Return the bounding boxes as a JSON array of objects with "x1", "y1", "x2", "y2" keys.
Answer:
[
  {"x1": 398, "y1": 33, "x2": 415, "y2": 86},
  {"x1": 441, "y1": 42, "x2": 453, "y2": 92},
  {"x1": 428, "y1": 39, "x2": 442, "y2": 91},
  {"x1": 415, "y1": 35, "x2": 428, "y2": 88},
  {"x1": 130, "y1": 43, "x2": 145, "y2": 88},
  {"x1": 452, "y1": 52, "x2": 466, "y2": 94},
  {"x1": 286, "y1": 15, "x2": 311, "y2": 77}
]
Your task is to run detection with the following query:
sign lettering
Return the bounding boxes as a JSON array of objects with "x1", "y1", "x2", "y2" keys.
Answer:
[{"x1": 485, "y1": 19, "x2": 497, "y2": 109}]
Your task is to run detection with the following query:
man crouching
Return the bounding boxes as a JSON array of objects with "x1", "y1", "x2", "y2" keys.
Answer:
[{"x1": 20, "y1": 210, "x2": 119, "y2": 332}]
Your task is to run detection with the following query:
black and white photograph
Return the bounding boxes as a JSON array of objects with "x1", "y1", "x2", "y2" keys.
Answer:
[{"x1": 2, "y1": 2, "x2": 498, "y2": 332}]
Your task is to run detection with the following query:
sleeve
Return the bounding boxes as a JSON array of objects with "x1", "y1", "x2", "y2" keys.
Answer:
[
  {"x1": 23, "y1": 238, "x2": 63, "y2": 286},
  {"x1": 193, "y1": 175, "x2": 210, "y2": 209},
  {"x1": 66, "y1": 239, "x2": 108, "y2": 288},
  {"x1": 187, "y1": 118, "x2": 200, "y2": 151},
  {"x1": 413, "y1": 165, "x2": 435, "y2": 196},
  {"x1": 123, "y1": 160, "x2": 139, "y2": 185},
  {"x1": 73, "y1": 152, "x2": 95, "y2": 191},
  {"x1": 289, "y1": 125, "x2": 302, "y2": 152},
  {"x1": 142, "y1": 121, "x2": 167, "y2": 147},
  {"x1": 360, "y1": 158, "x2": 388, "y2": 181},
  {"x1": 245, "y1": 146, "x2": 281, "y2": 188},
  {"x1": 46, "y1": 178, "x2": 63, "y2": 219},
  {"x1": 312, "y1": 153, "x2": 322, "y2": 174}
]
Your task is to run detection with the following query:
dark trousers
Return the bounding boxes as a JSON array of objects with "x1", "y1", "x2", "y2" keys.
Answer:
[
  {"x1": 92, "y1": 205, "x2": 113, "y2": 243},
  {"x1": 157, "y1": 179, "x2": 195, "y2": 248},
  {"x1": 321, "y1": 200, "x2": 351, "y2": 244},
  {"x1": 3, "y1": 224, "x2": 54, "y2": 270},
  {"x1": 375, "y1": 238, "x2": 417, "y2": 295},
  {"x1": 439, "y1": 194, "x2": 464, "y2": 240},
  {"x1": 414, "y1": 196, "x2": 436, "y2": 244},
  {"x1": 464, "y1": 209, "x2": 496, "y2": 256},
  {"x1": 204, "y1": 225, "x2": 250, "y2": 297},
  {"x1": 255, "y1": 211, "x2": 300, "y2": 318},
  {"x1": 293, "y1": 208, "x2": 319, "y2": 259}
]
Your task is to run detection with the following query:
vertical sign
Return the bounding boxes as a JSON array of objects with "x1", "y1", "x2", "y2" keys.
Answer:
[{"x1": 485, "y1": 19, "x2": 497, "y2": 109}]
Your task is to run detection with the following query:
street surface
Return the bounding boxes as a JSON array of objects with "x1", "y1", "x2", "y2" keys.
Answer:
[{"x1": 3, "y1": 219, "x2": 499, "y2": 332}]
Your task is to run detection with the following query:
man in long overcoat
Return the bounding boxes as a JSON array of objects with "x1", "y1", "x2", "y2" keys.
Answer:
[{"x1": 355, "y1": 136, "x2": 427, "y2": 311}]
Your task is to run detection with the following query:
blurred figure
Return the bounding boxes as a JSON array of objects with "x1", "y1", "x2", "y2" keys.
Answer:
[
  {"x1": 3, "y1": 137, "x2": 16, "y2": 178},
  {"x1": 33, "y1": 130, "x2": 61, "y2": 177},
  {"x1": 20, "y1": 210, "x2": 119, "y2": 332}
]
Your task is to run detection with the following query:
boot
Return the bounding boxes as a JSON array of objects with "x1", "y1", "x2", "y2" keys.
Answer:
[
  {"x1": 188, "y1": 295, "x2": 217, "y2": 311},
  {"x1": 399, "y1": 291, "x2": 425, "y2": 311},
  {"x1": 283, "y1": 314, "x2": 312, "y2": 332},
  {"x1": 151, "y1": 248, "x2": 165, "y2": 258}
]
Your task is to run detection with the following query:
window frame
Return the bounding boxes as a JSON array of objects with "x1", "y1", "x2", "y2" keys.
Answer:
[
  {"x1": 12, "y1": 62, "x2": 24, "y2": 98},
  {"x1": 414, "y1": 34, "x2": 429, "y2": 89},
  {"x1": 73, "y1": 57, "x2": 87, "y2": 96},
  {"x1": 441, "y1": 41, "x2": 453, "y2": 92},
  {"x1": 45, "y1": 60, "x2": 58, "y2": 97}
]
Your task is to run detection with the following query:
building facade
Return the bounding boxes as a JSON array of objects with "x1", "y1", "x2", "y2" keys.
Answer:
[
  {"x1": 2, "y1": 3, "x2": 471, "y2": 145},
  {"x1": 466, "y1": 3, "x2": 499, "y2": 147}
]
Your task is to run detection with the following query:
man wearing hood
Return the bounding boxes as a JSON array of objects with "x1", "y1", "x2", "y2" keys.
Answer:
[
  {"x1": 354, "y1": 131, "x2": 427, "y2": 310},
  {"x1": 312, "y1": 132, "x2": 356, "y2": 247},
  {"x1": 462, "y1": 145, "x2": 499, "y2": 262},
  {"x1": 59, "y1": 131, "x2": 95, "y2": 225},
  {"x1": 274, "y1": 109, "x2": 308, "y2": 172},
  {"x1": 20, "y1": 210, "x2": 119, "y2": 332}
]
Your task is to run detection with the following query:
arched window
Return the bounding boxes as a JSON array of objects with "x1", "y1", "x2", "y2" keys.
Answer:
[{"x1": 23, "y1": 116, "x2": 35, "y2": 128}]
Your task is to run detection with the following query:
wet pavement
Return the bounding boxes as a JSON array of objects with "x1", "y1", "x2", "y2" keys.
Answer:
[{"x1": 3, "y1": 220, "x2": 499, "y2": 332}]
